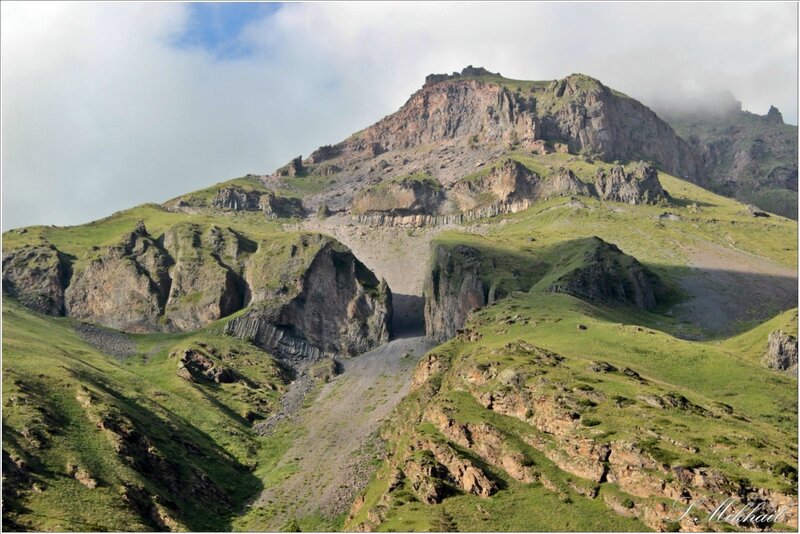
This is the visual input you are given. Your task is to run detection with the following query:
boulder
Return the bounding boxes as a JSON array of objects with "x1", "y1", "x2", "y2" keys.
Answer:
[
  {"x1": 212, "y1": 187, "x2": 263, "y2": 211},
  {"x1": 212, "y1": 187, "x2": 306, "y2": 218},
  {"x1": 764, "y1": 330, "x2": 798, "y2": 372},
  {"x1": 260, "y1": 193, "x2": 306, "y2": 219},
  {"x1": 766, "y1": 105, "x2": 784, "y2": 124}
]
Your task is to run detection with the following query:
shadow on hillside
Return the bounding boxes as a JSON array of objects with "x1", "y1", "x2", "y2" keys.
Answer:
[
  {"x1": 652, "y1": 264, "x2": 797, "y2": 340},
  {"x1": 67, "y1": 368, "x2": 261, "y2": 532}
]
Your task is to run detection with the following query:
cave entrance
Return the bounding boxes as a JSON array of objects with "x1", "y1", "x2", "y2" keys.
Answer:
[{"x1": 391, "y1": 293, "x2": 426, "y2": 338}]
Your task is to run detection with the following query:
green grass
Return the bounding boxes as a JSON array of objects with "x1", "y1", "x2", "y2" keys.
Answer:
[
  {"x1": 271, "y1": 174, "x2": 334, "y2": 199},
  {"x1": 2, "y1": 299, "x2": 290, "y2": 531},
  {"x1": 350, "y1": 286, "x2": 797, "y2": 530},
  {"x1": 349, "y1": 170, "x2": 797, "y2": 530}
]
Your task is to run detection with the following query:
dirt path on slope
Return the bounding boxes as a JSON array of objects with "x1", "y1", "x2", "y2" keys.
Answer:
[
  {"x1": 669, "y1": 240, "x2": 797, "y2": 337},
  {"x1": 249, "y1": 336, "x2": 436, "y2": 530}
]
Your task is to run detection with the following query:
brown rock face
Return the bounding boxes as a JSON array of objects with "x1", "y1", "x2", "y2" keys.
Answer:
[
  {"x1": 65, "y1": 223, "x2": 172, "y2": 332},
  {"x1": 343, "y1": 79, "x2": 539, "y2": 154},
  {"x1": 764, "y1": 330, "x2": 798, "y2": 372},
  {"x1": 423, "y1": 244, "x2": 487, "y2": 343},
  {"x1": 2, "y1": 244, "x2": 68, "y2": 315},
  {"x1": 352, "y1": 175, "x2": 444, "y2": 215},
  {"x1": 536, "y1": 75, "x2": 699, "y2": 179},
  {"x1": 225, "y1": 239, "x2": 392, "y2": 361},
  {"x1": 594, "y1": 162, "x2": 669, "y2": 205}
]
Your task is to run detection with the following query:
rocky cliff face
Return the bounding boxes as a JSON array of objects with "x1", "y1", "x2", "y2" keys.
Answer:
[
  {"x1": 536, "y1": 75, "x2": 699, "y2": 179},
  {"x1": 314, "y1": 69, "x2": 696, "y2": 179},
  {"x1": 594, "y1": 162, "x2": 668, "y2": 205},
  {"x1": 423, "y1": 236, "x2": 666, "y2": 343},
  {"x1": 5, "y1": 223, "x2": 392, "y2": 360},
  {"x1": 161, "y1": 224, "x2": 251, "y2": 331},
  {"x1": 65, "y1": 222, "x2": 173, "y2": 332},
  {"x1": 331, "y1": 78, "x2": 538, "y2": 155},
  {"x1": 423, "y1": 244, "x2": 488, "y2": 343},
  {"x1": 2, "y1": 244, "x2": 69, "y2": 315},
  {"x1": 449, "y1": 159, "x2": 591, "y2": 211},
  {"x1": 290, "y1": 67, "x2": 697, "y2": 215},
  {"x1": 225, "y1": 239, "x2": 392, "y2": 362},
  {"x1": 657, "y1": 96, "x2": 798, "y2": 219}
]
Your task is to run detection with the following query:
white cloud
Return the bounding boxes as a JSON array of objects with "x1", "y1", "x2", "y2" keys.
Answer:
[{"x1": 2, "y1": 2, "x2": 797, "y2": 229}]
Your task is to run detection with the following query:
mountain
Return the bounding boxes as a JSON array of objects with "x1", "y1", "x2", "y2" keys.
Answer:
[
  {"x1": 655, "y1": 91, "x2": 798, "y2": 219},
  {"x1": 3, "y1": 66, "x2": 797, "y2": 532}
]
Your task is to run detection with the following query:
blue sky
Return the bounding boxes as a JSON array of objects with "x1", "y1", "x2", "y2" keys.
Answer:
[
  {"x1": 2, "y1": 2, "x2": 797, "y2": 229},
  {"x1": 172, "y1": 2, "x2": 282, "y2": 59}
]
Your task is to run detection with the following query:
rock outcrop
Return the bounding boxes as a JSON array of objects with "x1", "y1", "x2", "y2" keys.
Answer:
[
  {"x1": 423, "y1": 236, "x2": 665, "y2": 343},
  {"x1": 261, "y1": 193, "x2": 306, "y2": 219},
  {"x1": 396, "y1": 341, "x2": 800, "y2": 532},
  {"x1": 65, "y1": 222, "x2": 173, "y2": 332},
  {"x1": 212, "y1": 187, "x2": 263, "y2": 211},
  {"x1": 175, "y1": 347, "x2": 239, "y2": 384},
  {"x1": 323, "y1": 69, "x2": 697, "y2": 179},
  {"x1": 450, "y1": 160, "x2": 591, "y2": 212},
  {"x1": 594, "y1": 162, "x2": 668, "y2": 205},
  {"x1": 423, "y1": 244, "x2": 489, "y2": 343},
  {"x1": 535, "y1": 75, "x2": 699, "y2": 179},
  {"x1": 349, "y1": 159, "x2": 669, "y2": 228},
  {"x1": 212, "y1": 187, "x2": 306, "y2": 218},
  {"x1": 2, "y1": 244, "x2": 69, "y2": 315},
  {"x1": 764, "y1": 330, "x2": 798, "y2": 372},
  {"x1": 547, "y1": 237, "x2": 667, "y2": 310},
  {"x1": 162, "y1": 224, "x2": 249, "y2": 331},
  {"x1": 275, "y1": 67, "x2": 703, "y2": 217},
  {"x1": 226, "y1": 239, "x2": 392, "y2": 361},
  {"x1": 7, "y1": 223, "x2": 391, "y2": 357},
  {"x1": 351, "y1": 174, "x2": 444, "y2": 215}
]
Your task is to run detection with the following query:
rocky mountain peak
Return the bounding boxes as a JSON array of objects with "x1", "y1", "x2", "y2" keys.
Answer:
[
  {"x1": 423, "y1": 65, "x2": 501, "y2": 86},
  {"x1": 767, "y1": 105, "x2": 785, "y2": 124},
  {"x1": 288, "y1": 67, "x2": 699, "y2": 216}
]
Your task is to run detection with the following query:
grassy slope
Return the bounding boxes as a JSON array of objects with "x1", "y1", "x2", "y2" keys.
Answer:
[
  {"x1": 347, "y1": 164, "x2": 797, "y2": 531},
  {"x1": 2, "y1": 134, "x2": 797, "y2": 531},
  {"x1": 2, "y1": 299, "x2": 289, "y2": 531}
]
